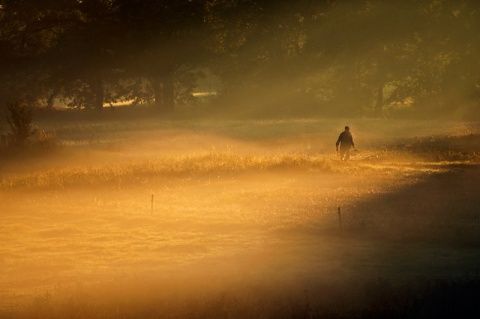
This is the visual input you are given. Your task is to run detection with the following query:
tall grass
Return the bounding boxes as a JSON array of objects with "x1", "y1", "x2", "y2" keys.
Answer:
[
  {"x1": 0, "y1": 152, "x2": 330, "y2": 189},
  {"x1": 0, "y1": 149, "x2": 460, "y2": 190}
]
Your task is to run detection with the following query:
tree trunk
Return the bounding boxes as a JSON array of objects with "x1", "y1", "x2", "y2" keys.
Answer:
[
  {"x1": 374, "y1": 84, "x2": 384, "y2": 116},
  {"x1": 46, "y1": 87, "x2": 60, "y2": 109},
  {"x1": 162, "y1": 70, "x2": 175, "y2": 113},
  {"x1": 92, "y1": 77, "x2": 104, "y2": 110},
  {"x1": 152, "y1": 76, "x2": 163, "y2": 109},
  {"x1": 152, "y1": 68, "x2": 175, "y2": 113}
]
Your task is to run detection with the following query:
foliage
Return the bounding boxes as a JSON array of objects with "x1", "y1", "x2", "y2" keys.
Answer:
[
  {"x1": 5, "y1": 102, "x2": 37, "y2": 147},
  {"x1": 0, "y1": 0, "x2": 479, "y2": 116}
]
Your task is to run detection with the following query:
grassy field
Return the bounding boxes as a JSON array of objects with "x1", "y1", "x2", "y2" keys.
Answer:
[{"x1": 1, "y1": 112, "x2": 480, "y2": 318}]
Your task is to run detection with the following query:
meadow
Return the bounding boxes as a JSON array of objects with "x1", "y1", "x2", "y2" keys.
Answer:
[{"x1": 1, "y1": 110, "x2": 480, "y2": 318}]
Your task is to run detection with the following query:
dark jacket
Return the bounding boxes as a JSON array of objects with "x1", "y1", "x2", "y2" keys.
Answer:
[{"x1": 336, "y1": 131, "x2": 354, "y2": 149}]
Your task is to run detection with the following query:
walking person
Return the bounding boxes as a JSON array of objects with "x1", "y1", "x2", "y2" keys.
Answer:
[{"x1": 336, "y1": 126, "x2": 355, "y2": 161}]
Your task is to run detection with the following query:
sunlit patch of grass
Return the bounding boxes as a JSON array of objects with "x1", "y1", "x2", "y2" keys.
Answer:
[
  {"x1": 0, "y1": 152, "x2": 335, "y2": 190},
  {"x1": 2, "y1": 149, "x2": 470, "y2": 190}
]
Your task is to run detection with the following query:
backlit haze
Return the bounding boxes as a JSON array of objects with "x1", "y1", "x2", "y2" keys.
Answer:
[{"x1": 1, "y1": 1, "x2": 480, "y2": 318}]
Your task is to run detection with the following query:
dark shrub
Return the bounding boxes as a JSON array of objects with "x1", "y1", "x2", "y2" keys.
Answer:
[{"x1": 5, "y1": 101, "x2": 37, "y2": 148}]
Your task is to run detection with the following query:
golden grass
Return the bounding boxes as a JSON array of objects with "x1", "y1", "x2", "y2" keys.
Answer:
[
  {"x1": 1, "y1": 117, "x2": 479, "y2": 317},
  {"x1": 0, "y1": 150, "x2": 459, "y2": 190},
  {"x1": 0, "y1": 152, "x2": 331, "y2": 189}
]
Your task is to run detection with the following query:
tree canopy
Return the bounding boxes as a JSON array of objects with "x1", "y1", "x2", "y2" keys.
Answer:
[{"x1": 0, "y1": 0, "x2": 479, "y2": 118}]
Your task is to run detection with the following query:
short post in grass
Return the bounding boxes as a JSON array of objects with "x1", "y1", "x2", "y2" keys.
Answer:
[{"x1": 337, "y1": 207, "x2": 342, "y2": 230}]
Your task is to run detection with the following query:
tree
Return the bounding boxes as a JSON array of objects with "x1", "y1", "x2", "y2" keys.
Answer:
[
  {"x1": 205, "y1": 0, "x2": 330, "y2": 114},
  {"x1": 0, "y1": 0, "x2": 74, "y2": 108},
  {"x1": 2, "y1": 0, "x2": 479, "y2": 118},
  {"x1": 115, "y1": 0, "x2": 209, "y2": 113},
  {"x1": 301, "y1": 0, "x2": 424, "y2": 116},
  {"x1": 377, "y1": 0, "x2": 480, "y2": 117},
  {"x1": 49, "y1": 0, "x2": 124, "y2": 110}
]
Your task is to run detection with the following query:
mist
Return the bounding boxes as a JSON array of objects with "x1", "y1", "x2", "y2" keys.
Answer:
[
  {"x1": 1, "y1": 1, "x2": 480, "y2": 318},
  {"x1": 1, "y1": 116, "x2": 480, "y2": 318}
]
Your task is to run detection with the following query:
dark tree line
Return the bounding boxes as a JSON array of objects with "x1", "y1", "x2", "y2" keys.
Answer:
[{"x1": 0, "y1": 0, "x2": 479, "y2": 117}]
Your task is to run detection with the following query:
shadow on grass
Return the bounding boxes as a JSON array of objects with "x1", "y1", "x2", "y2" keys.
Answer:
[
  {"x1": 342, "y1": 163, "x2": 480, "y2": 245},
  {"x1": 1, "y1": 277, "x2": 479, "y2": 319},
  {"x1": 2, "y1": 164, "x2": 480, "y2": 319}
]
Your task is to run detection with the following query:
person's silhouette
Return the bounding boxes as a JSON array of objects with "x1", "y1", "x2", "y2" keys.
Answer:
[{"x1": 336, "y1": 126, "x2": 355, "y2": 161}]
